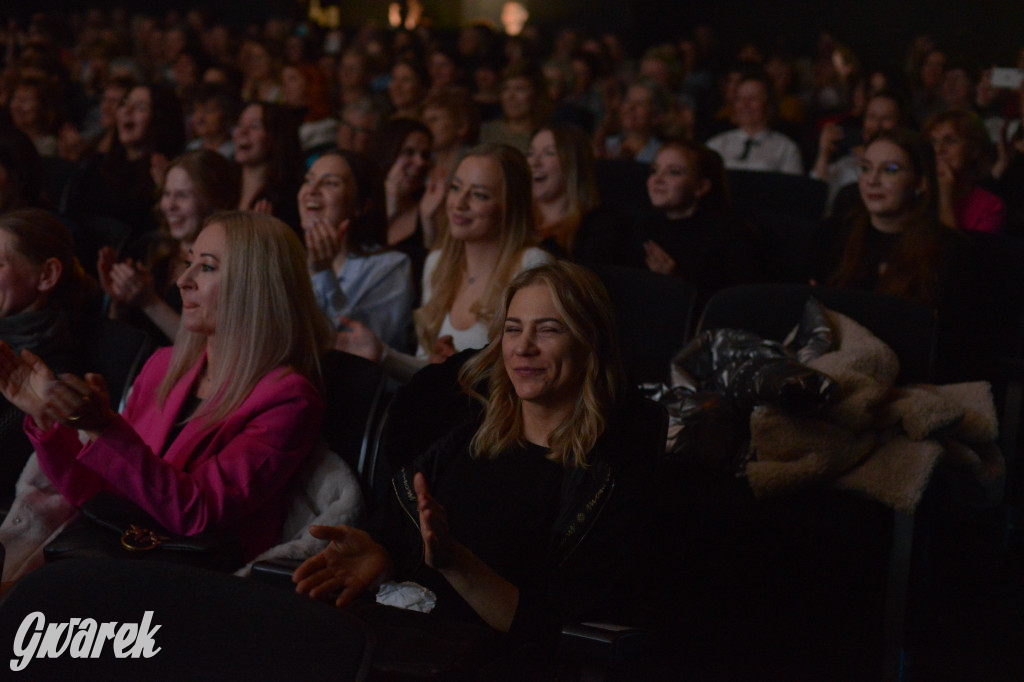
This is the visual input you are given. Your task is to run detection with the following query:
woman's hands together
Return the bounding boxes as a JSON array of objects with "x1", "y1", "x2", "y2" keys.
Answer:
[
  {"x1": 0, "y1": 342, "x2": 114, "y2": 435},
  {"x1": 304, "y1": 218, "x2": 348, "y2": 273},
  {"x1": 294, "y1": 525, "x2": 394, "y2": 608},
  {"x1": 333, "y1": 316, "x2": 384, "y2": 363},
  {"x1": 97, "y1": 248, "x2": 158, "y2": 309},
  {"x1": 0, "y1": 342, "x2": 58, "y2": 427}
]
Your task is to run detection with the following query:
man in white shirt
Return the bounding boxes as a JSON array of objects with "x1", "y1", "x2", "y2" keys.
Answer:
[{"x1": 707, "y1": 73, "x2": 804, "y2": 175}]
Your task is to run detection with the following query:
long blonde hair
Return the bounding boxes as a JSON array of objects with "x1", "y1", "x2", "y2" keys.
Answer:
[
  {"x1": 415, "y1": 143, "x2": 536, "y2": 351},
  {"x1": 459, "y1": 261, "x2": 625, "y2": 468},
  {"x1": 158, "y1": 211, "x2": 333, "y2": 424}
]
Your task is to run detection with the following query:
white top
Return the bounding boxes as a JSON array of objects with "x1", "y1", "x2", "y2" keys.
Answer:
[
  {"x1": 707, "y1": 128, "x2": 804, "y2": 175},
  {"x1": 419, "y1": 246, "x2": 553, "y2": 355},
  {"x1": 812, "y1": 153, "x2": 861, "y2": 217},
  {"x1": 381, "y1": 246, "x2": 553, "y2": 382}
]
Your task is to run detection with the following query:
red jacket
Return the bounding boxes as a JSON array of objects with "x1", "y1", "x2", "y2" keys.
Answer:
[{"x1": 27, "y1": 347, "x2": 323, "y2": 559}]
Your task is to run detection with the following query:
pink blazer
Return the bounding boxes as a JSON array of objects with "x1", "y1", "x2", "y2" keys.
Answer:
[{"x1": 27, "y1": 347, "x2": 323, "y2": 559}]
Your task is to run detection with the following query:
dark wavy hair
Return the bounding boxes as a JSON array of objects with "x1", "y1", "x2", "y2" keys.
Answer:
[
  {"x1": 367, "y1": 116, "x2": 433, "y2": 178},
  {"x1": 310, "y1": 149, "x2": 388, "y2": 257}
]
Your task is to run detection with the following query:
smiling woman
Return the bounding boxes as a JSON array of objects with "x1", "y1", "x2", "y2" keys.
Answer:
[
  {"x1": 298, "y1": 149, "x2": 414, "y2": 349},
  {"x1": 98, "y1": 150, "x2": 240, "y2": 344},
  {"x1": 0, "y1": 209, "x2": 99, "y2": 497},
  {"x1": 296, "y1": 261, "x2": 660, "y2": 653},
  {"x1": 815, "y1": 128, "x2": 967, "y2": 309},
  {"x1": 337, "y1": 143, "x2": 552, "y2": 382},
  {"x1": 0, "y1": 211, "x2": 332, "y2": 575}
]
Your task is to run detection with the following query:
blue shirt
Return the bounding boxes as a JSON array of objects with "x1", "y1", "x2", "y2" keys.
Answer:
[{"x1": 311, "y1": 248, "x2": 414, "y2": 350}]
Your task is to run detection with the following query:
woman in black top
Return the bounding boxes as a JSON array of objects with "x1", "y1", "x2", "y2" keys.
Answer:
[
  {"x1": 295, "y1": 261, "x2": 658, "y2": 647},
  {"x1": 815, "y1": 128, "x2": 965, "y2": 309},
  {"x1": 639, "y1": 139, "x2": 759, "y2": 308}
]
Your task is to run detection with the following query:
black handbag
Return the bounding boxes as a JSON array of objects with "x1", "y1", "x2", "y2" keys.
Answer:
[{"x1": 43, "y1": 491, "x2": 245, "y2": 572}]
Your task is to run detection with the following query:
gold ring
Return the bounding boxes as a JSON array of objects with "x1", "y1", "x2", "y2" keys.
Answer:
[{"x1": 66, "y1": 414, "x2": 83, "y2": 424}]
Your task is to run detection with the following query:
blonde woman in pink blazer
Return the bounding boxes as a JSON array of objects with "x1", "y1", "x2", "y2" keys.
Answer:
[{"x1": 0, "y1": 211, "x2": 333, "y2": 561}]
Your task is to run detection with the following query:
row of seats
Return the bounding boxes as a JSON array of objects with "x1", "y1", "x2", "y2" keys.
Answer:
[{"x1": 2, "y1": 270, "x2": 1019, "y2": 680}]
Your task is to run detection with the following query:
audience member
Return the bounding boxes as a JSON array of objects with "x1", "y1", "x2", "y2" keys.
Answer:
[
  {"x1": 336, "y1": 143, "x2": 552, "y2": 382},
  {"x1": 296, "y1": 261, "x2": 656, "y2": 651},
  {"x1": 637, "y1": 140, "x2": 759, "y2": 306},
  {"x1": 232, "y1": 101, "x2": 304, "y2": 229},
  {"x1": 0, "y1": 209, "x2": 99, "y2": 496},
  {"x1": 479, "y1": 61, "x2": 549, "y2": 154},
  {"x1": 925, "y1": 109, "x2": 1005, "y2": 233},
  {"x1": 300, "y1": 149, "x2": 415, "y2": 350},
  {"x1": 706, "y1": 72, "x2": 804, "y2": 174},
  {"x1": 98, "y1": 150, "x2": 240, "y2": 344},
  {"x1": 0, "y1": 211, "x2": 332, "y2": 571}
]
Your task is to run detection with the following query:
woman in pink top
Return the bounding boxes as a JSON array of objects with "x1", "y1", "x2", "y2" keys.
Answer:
[
  {"x1": 0, "y1": 211, "x2": 332, "y2": 562},
  {"x1": 926, "y1": 109, "x2": 1005, "y2": 233}
]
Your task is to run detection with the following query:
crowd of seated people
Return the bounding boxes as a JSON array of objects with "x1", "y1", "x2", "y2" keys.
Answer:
[{"x1": 0, "y1": 8, "x2": 1022, "y2": 678}]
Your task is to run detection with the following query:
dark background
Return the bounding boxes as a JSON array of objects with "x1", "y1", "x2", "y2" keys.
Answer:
[{"x1": 2, "y1": 0, "x2": 1019, "y2": 69}]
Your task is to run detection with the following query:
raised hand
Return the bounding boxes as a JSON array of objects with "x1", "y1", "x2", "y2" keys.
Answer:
[
  {"x1": 414, "y1": 472, "x2": 455, "y2": 569},
  {"x1": 418, "y1": 171, "x2": 447, "y2": 244},
  {"x1": 428, "y1": 335, "x2": 456, "y2": 365},
  {"x1": 334, "y1": 316, "x2": 384, "y2": 363},
  {"x1": 150, "y1": 153, "x2": 169, "y2": 189},
  {"x1": 96, "y1": 246, "x2": 118, "y2": 298},
  {"x1": 304, "y1": 218, "x2": 347, "y2": 273},
  {"x1": 644, "y1": 240, "x2": 677, "y2": 276},
  {"x1": 293, "y1": 525, "x2": 393, "y2": 608},
  {"x1": 46, "y1": 372, "x2": 115, "y2": 435},
  {"x1": 252, "y1": 199, "x2": 273, "y2": 215},
  {"x1": 0, "y1": 343, "x2": 59, "y2": 429},
  {"x1": 109, "y1": 260, "x2": 157, "y2": 308}
]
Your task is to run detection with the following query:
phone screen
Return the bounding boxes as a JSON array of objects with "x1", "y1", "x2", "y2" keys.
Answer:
[{"x1": 991, "y1": 67, "x2": 1024, "y2": 89}]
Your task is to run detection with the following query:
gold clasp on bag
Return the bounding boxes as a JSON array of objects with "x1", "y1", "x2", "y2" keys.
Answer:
[{"x1": 121, "y1": 525, "x2": 169, "y2": 552}]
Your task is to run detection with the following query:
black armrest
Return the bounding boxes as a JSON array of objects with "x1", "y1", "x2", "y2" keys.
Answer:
[
  {"x1": 249, "y1": 558, "x2": 303, "y2": 590},
  {"x1": 559, "y1": 622, "x2": 653, "y2": 664}
]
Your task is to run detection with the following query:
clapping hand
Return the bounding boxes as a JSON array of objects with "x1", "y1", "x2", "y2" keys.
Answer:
[
  {"x1": 110, "y1": 260, "x2": 156, "y2": 308},
  {"x1": 415, "y1": 472, "x2": 455, "y2": 569},
  {"x1": 428, "y1": 335, "x2": 455, "y2": 365},
  {"x1": 294, "y1": 525, "x2": 393, "y2": 608},
  {"x1": 304, "y1": 218, "x2": 347, "y2": 273},
  {"x1": 0, "y1": 342, "x2": 58, "y2": 428},
  {"x1": 252, "y1": 199, "x2": 273, "y2": 215},
  {"x1": 334, "y1": 316, "x2": 384, "y2": 363},
  {"x1": 0, "y1": 344, "x2": 113, "y2": 435},
  {"x1": 644, "y1": 240, "x2": 677, "y2": 276}
]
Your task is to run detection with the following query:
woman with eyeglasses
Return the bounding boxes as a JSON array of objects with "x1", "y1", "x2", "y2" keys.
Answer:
[{"x1": 814, "y1": 128, "x2": 966, "y2": 310}]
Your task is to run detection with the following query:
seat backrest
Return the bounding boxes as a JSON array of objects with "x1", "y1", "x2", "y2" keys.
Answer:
[
  {"x1": 698, "y1": 284, "x2": 938, "y2": 384},
  {"x1": 320, "y1": 350, "x2": 391, "y2": 492},
  {"x1": 746, "y1": 211, "x2": 821, "y2": 284},
  {"x1": 593, "y1": 159, "x2": 651, "y2": 214},
  {"x1": 0, "y1": 559, "x2": 372, "y2": 680},
  {"x1": 75, "y1": 316, "x2": 156, "y2": 408},
  {"x1": 588, "y1": 264, "x2": 697, "y2": 384},
  {"x1": 367, "y1": 350, "x2": 482, "y2": 510},
  {"x1": 727, "y1": 170, "x2": 828, "y2": 223}
]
